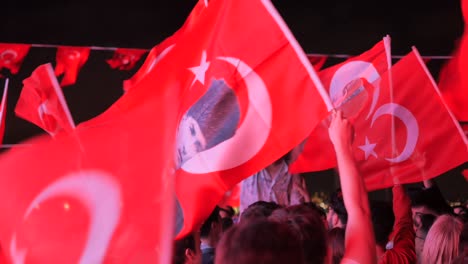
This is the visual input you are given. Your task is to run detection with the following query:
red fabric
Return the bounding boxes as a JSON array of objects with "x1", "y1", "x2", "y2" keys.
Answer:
[
  {"x1": 437, "y1": 0, "x2": 468, "y2": 122},
  {"x1": 0, "y1": 80, "x2": 8, "y2": 144},
  {"x1": 463, "y1": 169, "x2": 468, "y2": 181},
  {"x1": 361, "y1": 50, "x2": 468, "y2": 190},
  {"x1": 54, "y1": 46, "x2": 90, "y2": 87},
  {"x1": 291, "y1": 38, "x2": 390, "y2": 173},
  {"x1": 82, "y1": 0, "x2": 329, "y2": 239},
  {"x1": 15, "y1": 63, "x2": 75, "y2": 136},
  {"x1": 0, "y1": 43, "x2": 31, "y2": 74},
  {"x1": 0, "y1": 93, "x2": 178, "y2": 262},
  {"x1": 307, "y1": 55, "x2": 327, "y2": 71},
  {"x1": 380, "y1": 185, "x2": 416, "y2": 263},
  {"x1": 122, "y1": 0, "x2": 207, "y2": 92},
  {"x1": 106, "y1": 48, "x2": 147, "y2": 70},
  {"x1": 218, "y1": 183, "x2": 240, "y2": 208}
]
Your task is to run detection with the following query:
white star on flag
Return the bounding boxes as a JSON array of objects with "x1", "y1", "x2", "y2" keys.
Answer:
[
  {"x1": 358, "y1": 137, "x2": 378, "y2": 160},
  {"x1": 188, "y1": 50, "x2": 210, "y2": 86}
]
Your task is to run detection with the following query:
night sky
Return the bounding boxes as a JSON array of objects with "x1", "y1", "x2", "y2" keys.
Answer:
[{"x1": 1, "y1": 0, "x2": 467, "y2": 201}]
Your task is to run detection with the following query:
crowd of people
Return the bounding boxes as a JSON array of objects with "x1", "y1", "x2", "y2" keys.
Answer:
[{"x1": 172, "y1": 111, "x2": 468, "y2": 264}]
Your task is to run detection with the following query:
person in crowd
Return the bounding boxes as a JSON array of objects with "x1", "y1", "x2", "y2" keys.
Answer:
[
  {"x1": 240, "y1": 200, "x2": 282, "y2": 222},
  {"x1": 215, "y1": 219, "x2": 305, "y2": 264},
  {"x1": 421, "y1": 214, "x2": 463, "y2": 263},
  {"x1": 200, "y1": 206, "x2": 222, "y2": 264},
  {"x1": 327, "y1": 188, "x2": 348, "y2": 230},
  {"x1": 375, "y1": 185, "x2": 416, "y2": 263},
  {"x1": 328, "y1": 227, "x2": 345, "y2": 264},
  {"x1": 414, "y1": 212, "x2": 436, "y2": 262},
  {"x1": 173, "y1": 232, "x2": 202, "y2": 264},
  {"x1": 408, "y1": 179, "x2": 453, "y2": 231},
  {"x1": 269, "y1": 203, "x2": 328, "y2": 264},
  {"x1": 239, "y1": 142, "x2": 308, "y2": 215},
  {"x1": 328, "y1": 110, "x2": 377, "y2": 263}
]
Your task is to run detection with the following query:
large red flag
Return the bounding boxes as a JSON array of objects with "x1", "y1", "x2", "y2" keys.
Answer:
[
  {"x1": 168, "y1": 0, "x2": 330, "y2": 238},
  {"x1": 354, "y1": 48, "x2": 467, "y2": 190},
  {"x1": 0, "y1": 79, "x2": 9, "y2": 144},
  {"x1": 106, "y1": 48, "x2": 148, "y2": 71},
  {"x1": 81, "y1": 0, "x2": 330, "y2": 238},
  {"x1": 15, "y1": 63, "x2": 76, "y2": 136},
  {"x1": 0, "y1": 85, "x2": 178, "y2": 262},
  {"x1": 0, "y1": 43, "x2": 31, "y2": 75},
  {"x1": 54, "y1": 46, "x2": 90, "y2": 87},
  {"x1": 290, "y1": 37, "x2": 391, "y2": 173},
  {"x1": 122, "y1": 0, "x2": 207, "y2": 92},
  {"x1": 436, "y1": 0, "x2": 468, "y2": 122}
]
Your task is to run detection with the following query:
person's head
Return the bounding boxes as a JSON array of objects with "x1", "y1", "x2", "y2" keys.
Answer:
[
  {"x1": 369, "y1": 200, "x2": 394, "y2": 251},
  {"x1": 200, "y1": 206, "x2": 222, "y2": 245},
  {"x1": 328, "y1": 227, "x2": 345, "y2": 264},
  {"x1": 408, "y1": 186, "x2": 453, "y2": 230},
  {"x1": 421, "y1": 214, "x2": 463, "y2": 264},
  {"x1": 269, "y1": 203, "x2": 328, "y2": 264},
  {"x1": 176, "y1": 79, "x2": 240, "y2": 167},
  {"x1": 215, "y1": 219, "x2": 305, "y2": 264},
  {"x1": 240, "y1": 201, "x2": 282, "y2": 222},
  {"x1": 327, "y1": 189, "x2": 348, "y2": 229},
  {"x1": 173, "y1": 232, "x2": 201, "y2": 264},
  {"x1": 414, "y1": 213, "x2": 437, "y2": 261},
  {"x1": 453, "y1": 205, "x2": 468, "y2": 223}
]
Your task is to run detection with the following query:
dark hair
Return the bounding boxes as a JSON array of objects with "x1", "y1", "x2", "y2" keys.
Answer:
[
  {"x1": 328, "y1": 227, "x2": 345, "y2": 264},
  {"x1": 200, "y1": 206, "x2": 221, "y2": 237},
  {"x1": 370, "y1": 200, "x2": 395, "y2": 249},
  {"x1": 215, "y1": 219, "x2": 305, "y2": 264},
  {"x1": 329, "y1": 189, "x2": 348, "y2": 225},
  {"x1": 241, "y1": 201, "x2": 282, "y2": 222},
  {"x1": 173, "y1": 233, "x2": 196, "y2": 264},
  {"x1": 269, "y1": 204, "x2": 328, "y2": 264},
  {"x1": 407, "y1": 185, "x2": 453, "y2": 215}
]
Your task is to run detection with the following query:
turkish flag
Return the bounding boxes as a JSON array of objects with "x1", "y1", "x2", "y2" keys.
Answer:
[
  {"x1": 166, "y1": 0, "x2": 329, "y2": 238},
  {"x1": 106, "y1": 48, "x2": 147, "y2": 71},
  {"x1": 357, "y1": 48, "x2": 467, "y2": 190},
  {"x1": 290, "y1": 37, "x2": 391, "y2": 173},
  {"x1": 54, "y1": 46, "x2": 90, "y2": 87},
  {"x1": 15, "y1": 63, "x2": 75, "y2": 136},
  {"x1": 122, "y1": 0, "x2": 207, "y2": 92},
  {"x1": 307, "y1": 55, "x2": 328, "y2": 71},
  {"x1": 0, "y1": 43, "x2": 31, "y2": 75},
  {"x1": 80, "y1": 0, "x2": 329, "y2": 238},
  {"x1": 0, "y1": 79, "x2": 9, "y2": 144},
  {"x1": 0, "y1": 88, "x2": 179, "y2": 263},
  {"x1": 438, "y1": 41, "x2": 468, "y2": 122}
]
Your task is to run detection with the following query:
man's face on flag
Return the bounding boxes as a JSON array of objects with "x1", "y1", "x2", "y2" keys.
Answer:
[
  {"x1": 176, "y1": 115, "x2": 207, "y2": 166},
  {"x1": 175, "y1": 79, "x2": 241, "y2": 169}
]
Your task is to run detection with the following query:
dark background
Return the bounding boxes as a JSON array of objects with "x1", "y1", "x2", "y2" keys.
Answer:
[{"x1": 1, "y1": 0, "x2": 466, "y2": 201}]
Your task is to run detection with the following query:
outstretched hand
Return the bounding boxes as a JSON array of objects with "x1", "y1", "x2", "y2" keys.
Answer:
[{"x1": 328, "y1": 110, "x2": 354, "y2": 150}]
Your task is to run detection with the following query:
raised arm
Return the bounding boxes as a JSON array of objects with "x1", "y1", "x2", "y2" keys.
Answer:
[{"x1": 328, "y1": 110, "x2": 377, "y2": 264}]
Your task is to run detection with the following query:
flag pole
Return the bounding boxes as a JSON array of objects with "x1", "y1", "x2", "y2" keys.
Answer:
[{"x1": 383, "y1": 35, "x2": 398, "y2": 190}]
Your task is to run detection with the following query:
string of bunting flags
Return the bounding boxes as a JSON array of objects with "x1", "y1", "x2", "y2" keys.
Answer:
[
  {"x1": 0, "y1": 42, "x2": 453, "y2": 85},
  {"x1": 0, "y1": 41, "x2": 465, "y2": 149}
]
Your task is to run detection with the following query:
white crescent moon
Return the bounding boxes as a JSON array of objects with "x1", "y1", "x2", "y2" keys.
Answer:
[
  {"x1": 147, "y1": 44, "x2": 175, "y2": 73},
  {"x1": 10, "y1": 170, "x2": 122, "y2": 264},
  {"x1": 329, "y1": 60, "x2": 381, "y2": 119},
  {"x1": 0, "y1": 49, "x2": 18, "y2": 63},
  {"x1": 181, "y1": 56, "x2": 272, "y2": 173},
  {"x1": 371, "y1": 103, "x2": 419, "y2": 163}
]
